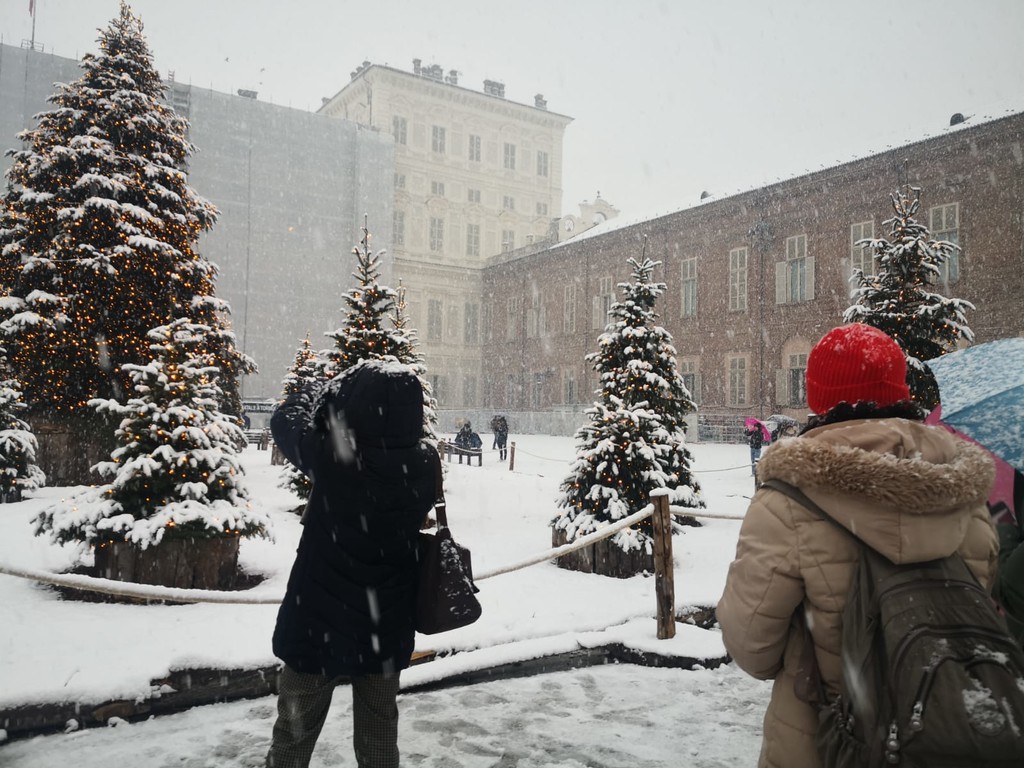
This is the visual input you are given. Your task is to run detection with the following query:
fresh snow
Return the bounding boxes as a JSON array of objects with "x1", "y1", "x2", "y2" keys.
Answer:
[{"x1": 0, "y1": 434, "x2": 770, "y2": 766}]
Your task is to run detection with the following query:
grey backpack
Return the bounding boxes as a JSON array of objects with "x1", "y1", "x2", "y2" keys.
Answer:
[{"x1": 762, "y1": 479, "x2": 1024, "y2": 767}]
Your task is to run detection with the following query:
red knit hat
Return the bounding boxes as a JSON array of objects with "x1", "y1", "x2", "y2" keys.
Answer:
[{"x1": 805, "y1": 324, "x2": 910, "y2": 415}]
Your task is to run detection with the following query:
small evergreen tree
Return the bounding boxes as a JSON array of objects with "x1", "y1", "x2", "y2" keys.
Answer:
[
  {"x1": 0, "y1": 2, "x2": 252, "y2": 435},
  {"x1": 323, "y1": 219, "x2": 402, "y2": 377},
  {"x1": 0, "y1": 346, "x2": 45, "y2": 501},
  {"x1": 34, "y1": 318, "x2": 269, "y2": 549},
  {"x1": 278, "y1": 335, "x2": 323, "y2": 499},
  {"x1": 555, "y1": 251, "x2": 703, "y2": 555},
  {"x1": 844, "y1": 188, "x2": 974, "y2": 408}
]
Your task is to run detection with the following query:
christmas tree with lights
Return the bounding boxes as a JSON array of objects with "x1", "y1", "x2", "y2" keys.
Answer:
[
  {"x1": 34, "y1": 318, "x2": 268, "y2": 554},
  {"x1": 278, "y1": 334, "x2": 323, "y2": 499},
  {"x1": 844, "y1": 188, "x2": 974, "y2": 409},
  {"x1": 0, "y1": 347, "x2": 45, "y2": 502},
  {"x1": 555, "y1": 252, "x2": 703, "y2": 560},
  {"x1": 0, "y1": 3, "x2": 252, "y2": 481}
]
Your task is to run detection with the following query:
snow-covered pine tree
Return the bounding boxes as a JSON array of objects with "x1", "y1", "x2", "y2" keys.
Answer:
[
  {"x1": 323, "y1": 218, "x2": 402, "y2": 377},
  {"x1": 391, "y1": 281, "x2": 439, "y2": 443},
  {"x1": 0, "y1": 346, "x2": 45, "y2": 502},
  {"x1": 555, "y1": 251, "x2": 703, "y2": 556},
  {"x1": 278, "y1": 335, "x2": 323, "y2": 499},
  {"x1": 844, "y1": 188, "x2": 974, "y2": 409},
  {"x1": 34, "y1": 317, "x2": 268, "y2": 550},
  {"x1": 0, "y1": 3, "x2": 252, "y2": 465}
]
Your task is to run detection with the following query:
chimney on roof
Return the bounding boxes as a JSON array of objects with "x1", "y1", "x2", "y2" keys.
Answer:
[
  {"x1": 412, "y1": 58, "x2": 422, "y2": 75},
  {"x1": 534, "y1": 93, "x2": 547, "y2": 110},
  {"x1": 446, "y1": 69, "x2": 459, "y2": 86},
  {"x1": 949, "y1": 112, "x2": 966, "y2": 126},
  {"x1": 483, "y1": 79, "x2": 506, "y2": 98}
]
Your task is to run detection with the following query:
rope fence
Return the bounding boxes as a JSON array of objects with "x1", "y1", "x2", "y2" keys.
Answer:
[{"x1": 0, "y1": 503, "x2": 743, "y2": 603}]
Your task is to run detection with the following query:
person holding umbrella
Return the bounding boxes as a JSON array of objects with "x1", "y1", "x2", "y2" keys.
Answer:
[{"x1": 744, "y1": 416, "x2": 768, "y2": 476}]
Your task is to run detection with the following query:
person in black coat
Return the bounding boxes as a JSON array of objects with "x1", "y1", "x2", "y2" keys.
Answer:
[{"x1": 266, "y1": 360, "x2": 436, "y2": 768}]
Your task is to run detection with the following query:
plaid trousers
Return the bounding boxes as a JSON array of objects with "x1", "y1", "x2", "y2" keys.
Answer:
[{"x1": 266, "y1": 664, "x2": 401, "y2": 768}]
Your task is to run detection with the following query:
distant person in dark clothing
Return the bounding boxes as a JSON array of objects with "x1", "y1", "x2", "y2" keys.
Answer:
[
  {"x1": 266, "y1": 360, "x2": 435, "y2": 768},
  {"x1": 454, "y1": 421, "x2": 482, "y2": 464},
  {"x1": 745, "y1": 420, "x2": 765, "y2": 476},
  {"x1": 490, "y1": 414, "x2": 509, "y2": 461}
]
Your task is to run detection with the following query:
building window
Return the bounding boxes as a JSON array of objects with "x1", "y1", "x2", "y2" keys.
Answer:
[
  {"x1": 537, "y1": 150, "x2": 549, "y2": 177},
  {"x1": 466, "y1": 223, "x2": 480, "y2": 257},
  {"x1": 930, "y1": 202, "x2": 960, "y2": 284},
  {"x1": 729, "y1": 247, "x2": 747, "y2": 312},
  {"x1": 394, "y1": 173, "x2": 406, "y2": 190},
  {"x1": 468, "y1": 134, "x2": 481, "y2": 162},
  {"x1": 481, "y1": 303, "x2": 492, "y2": 343},
  {"x1": 429, "y1": 217, "x2": 445, "y2": 252},
  {"x1": 503, "y1": 142, "x2": 516, "y2": 170},
  {"x1": 431, "y1": 125, "x2": 446, "y2": 154},
  {"x1": 776, "y1": 233, "x2": 815, "y2": 304},
  {"x1": 430, "y1": 180, "x2": 445, "y2": 197},
  {"x1": 393, "y1": 210, "x2": 405, "y2": 246},
  {"x1": 463, "y1": 376, "x2": 477, "y2": 408},
  {"x1": 680, "y1": 257, "x2": 697, "y2": 317},
  {"x1": 430, "y1": 374, "x2": 445, "y2": 405},
  {"x1": 467, "y1": 188, "x2": 481, "y2": 204},
  {"x1": 502, "y1": 195, "x2": 515, "y2": 211},
  {"x1": 506, "y1": 297, "x2": 521, "y2": 341},
  {"x1": 679, "y1": 359, "x2": 699, "y2": 404},
  {"x1": 536, "y1": 202, "x2": 548, "y2": 216},
  {"x1": 392, "y1": 116, "x2": 407, "y2": 145},
  {"x1": 427, "y1": 299, "x2": 443, "y2": 342},
  {"x1": 789, "y1": 353, "x2": 808, "y2": 406},
  {"x1": 563, "y1": 368, "x2": 578, "y2": 404},
  {"x1": 464, "y1": 303, "x2": 479, "y2": 343},
  {"x1": 531, "y1": 372, "x2": 544, "y2": 408},
  {"x1": 563, "y1": 284, "x2": 576, "y2": 334},
  {"x1": 850, "y1": 221, "x2": 875, "y2": 275},
  {"x1": 728, "y1": 356, "x2": 747, "y2": 406},
  {"x1": 592, "y1": 276, "x2": 614, "y2": 329},
  {"x1": 502, "y1": 229, "x2": 515, "y2": 252}
]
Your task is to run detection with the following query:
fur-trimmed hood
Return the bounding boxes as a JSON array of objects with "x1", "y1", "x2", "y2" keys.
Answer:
[{"x1": 757, "y1": 417, "x2": 995, "y2": 563}]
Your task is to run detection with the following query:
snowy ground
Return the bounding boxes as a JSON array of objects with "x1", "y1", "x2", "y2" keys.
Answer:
[{"x1": 0, "y1": 434, "x2": 770, "y2": 767}]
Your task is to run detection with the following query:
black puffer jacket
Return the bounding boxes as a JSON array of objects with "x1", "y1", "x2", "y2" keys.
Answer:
[{"x1": 270, "y1": 361, "x2": 436, "y2": 677}]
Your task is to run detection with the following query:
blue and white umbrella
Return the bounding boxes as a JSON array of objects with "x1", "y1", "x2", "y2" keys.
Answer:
[{"x1": 926, "y1": 338, "x2": 1024, "y2": 472}]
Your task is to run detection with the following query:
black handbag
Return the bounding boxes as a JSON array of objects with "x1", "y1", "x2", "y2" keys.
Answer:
[{"x1": 416, "y1": 450, "x2": 482, "y2": 634}]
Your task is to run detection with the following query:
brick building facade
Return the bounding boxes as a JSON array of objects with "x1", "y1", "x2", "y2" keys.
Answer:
[{"x1": 481, "y1": 110, "x2": 1024, "y2": 438}]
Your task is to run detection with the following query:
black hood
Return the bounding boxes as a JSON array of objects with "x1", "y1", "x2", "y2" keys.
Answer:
[{"x1": 320, "y1": 361, "x2": 424, "y2": 450}]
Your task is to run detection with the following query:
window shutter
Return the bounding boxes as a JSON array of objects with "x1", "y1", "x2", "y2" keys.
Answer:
[
  {"x1": 592, "y1": 296, "x2": 602, "y2": 330},
  {"x1": 805, "y1": 256, "x2": 816, "y2": 301},
  {"x1": 775, "y1": 368, "x2": 790, "y2": 407},
  {"x1": 775, "y1": 261, "x2": 788, "y2": 304}
]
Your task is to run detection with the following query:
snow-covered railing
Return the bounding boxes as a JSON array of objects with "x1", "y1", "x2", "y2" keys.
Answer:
[{"x1": 0, "y1": 503, "x2": 743, "y2": 606}]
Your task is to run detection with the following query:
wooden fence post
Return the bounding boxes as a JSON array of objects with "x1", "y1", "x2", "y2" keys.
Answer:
[
  {"x1": 508, "y1": 441, "x2": 516, "y2": 471},
  {"x1": 651, "y1": 492, "x2": 676, "y2": 639}
]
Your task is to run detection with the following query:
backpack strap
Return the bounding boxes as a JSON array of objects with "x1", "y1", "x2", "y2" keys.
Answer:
[
  {"x1": 432, "y1": 446, "x2": 448, "y2": 529},
  {"x1": 759, "y1": 479, "x2": 847, "y2": 534}
]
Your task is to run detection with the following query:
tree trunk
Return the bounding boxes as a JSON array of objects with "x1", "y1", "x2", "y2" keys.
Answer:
[
  {"x1": 552, "y1": 526, "x2": 654, "y2": 578},
  {"x1": 94, "y1": 536, "x2": 240, "y2": 590},
  {"x1": 31, "y1": 416, "x2": 114, "y2": 487}
]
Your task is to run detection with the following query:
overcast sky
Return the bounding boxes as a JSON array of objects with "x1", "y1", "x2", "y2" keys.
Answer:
[{"x1": 2, "y1": 0, "x2": 1022, "y2": 218}]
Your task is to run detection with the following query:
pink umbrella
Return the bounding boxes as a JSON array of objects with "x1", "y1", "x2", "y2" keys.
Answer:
[{"x1": 744, "y1": 417, "x2": 771, "y2": 441}]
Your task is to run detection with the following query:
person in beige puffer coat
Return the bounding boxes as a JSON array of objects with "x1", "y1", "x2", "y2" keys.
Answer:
[{"x1": 717, "y1": 324, "x2": 999, "y2": 768}]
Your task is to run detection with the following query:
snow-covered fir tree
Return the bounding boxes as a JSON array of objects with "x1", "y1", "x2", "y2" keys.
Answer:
[
  {"x1": 555, "y1": 252, "x2": 703, "y2": 554},
  {"x1": 323, "y1": 219, "x2": 402, "y2": 376},
  {"x1": 278, "y1": 335, "x2": 323, "y2": 499},
  {"x1": 0, "y1": 2, "x2": 253, "y2": 428},
  {"x1": 844, "y1": 188, "x2": 974, "y2": 409},
  {"x1": 34, "y1": 318, "x2": 269, "y2": 549},
  {"x1": 0, "y1": 347, "x2": 45, "y2": 502},
  {"x1": 391, "y1": 282, "x2": 438, "y2": 443}
]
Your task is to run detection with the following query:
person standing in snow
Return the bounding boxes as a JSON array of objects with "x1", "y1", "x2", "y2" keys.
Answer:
[
  {"x1": 716, "y1": 324, "x2": 998, "y2": 768},
  {"x1": 490, "y1": 414, "x2": 509, "y2": 461},
  {"x1": 744, "y1": 419, "x2": 764, "y2": 476},
  {"x1": 266, "y1": 360, "x2": 436, "y2": 768}
]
